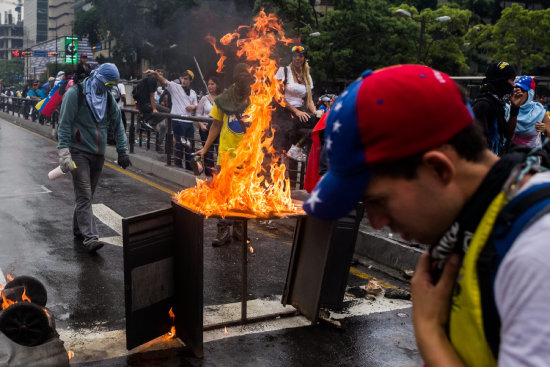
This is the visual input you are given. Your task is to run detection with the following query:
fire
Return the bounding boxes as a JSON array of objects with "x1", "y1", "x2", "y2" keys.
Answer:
[
  {"x1": 224, "y1": 326, "x2": 228, "y2": 334},
  {"x1": 6, "y1": 274, "x2": 13, "y2": 282},
  {"x1": 249, "y1": 246, "x2": 254, "y2": 253},
  {"x1": 163, "y1": 307, "x2": 176, "y2": 341},
  {"x1": 67, "y1": 350, "x2": 74, "y2": 360},
  {"x1": 175, "y1": 10, "x2": 305, "y2": 218},
  {"x1": 1, "y1": 288, "x2": 31, "y2": 310}
]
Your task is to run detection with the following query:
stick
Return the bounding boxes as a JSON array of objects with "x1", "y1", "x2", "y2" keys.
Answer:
[{"x1": 193, "y1": 56, "x2": 208, "y2": 92}]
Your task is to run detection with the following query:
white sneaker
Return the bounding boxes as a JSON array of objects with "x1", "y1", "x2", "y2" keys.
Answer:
[{"x1": 287, "y1": 145, "x2": 307, "y2": 162}]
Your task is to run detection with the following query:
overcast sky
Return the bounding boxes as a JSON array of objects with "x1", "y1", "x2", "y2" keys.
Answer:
[{"x1": 0, "y1": 1, "x2": 22, "y2": 23}]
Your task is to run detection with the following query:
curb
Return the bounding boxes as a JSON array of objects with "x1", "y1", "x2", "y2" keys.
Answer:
[{"x1": 2, "y1": 110, "x2": 422, "y2": 272}]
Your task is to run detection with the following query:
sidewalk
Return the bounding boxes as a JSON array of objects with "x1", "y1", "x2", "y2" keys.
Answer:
[{"x1": 2, "y1": 111, "x2": 422, "y2": 274}]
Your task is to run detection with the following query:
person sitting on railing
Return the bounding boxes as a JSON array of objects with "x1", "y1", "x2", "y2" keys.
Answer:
[{"x1": 133, "y1": 67, "x2": 170, "y2": 152}]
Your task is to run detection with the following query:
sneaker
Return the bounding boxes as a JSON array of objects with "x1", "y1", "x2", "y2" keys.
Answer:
[
  {"x1": 142, "y1": 122, "x2": 155, "y2": 131},
  {"x1": 212, "y1": 224, "x2": 231, "y2": 247},
  {"x1": 180, "y1": 137, "x2": 192, "y2": 149},
  {"x1": 287, "y1": 145, "x2": 307, "y2": 162},
  {"x1": 84, "y1": 240, "x2": 105, "y2": 253}
]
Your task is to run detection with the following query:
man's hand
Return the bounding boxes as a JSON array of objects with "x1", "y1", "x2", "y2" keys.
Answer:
[
  {"x1": 199, "y1": 122, "x2": 208, "y2": 131},
  {"x1": 535, "y1": 121, "x2": 545, "y2": 132},
  {"x1": 117, "y1": 151, "x2": 132, "y2": 169},
  {"x1": 186, "y1": 105, "x2": 197, "y2": 112},
  {"x1": 58, "y1": 148, "x2": 75, "y2": 173},
  {"x1": 195, "y1": 148, "x2": 206, "y2": 159},
  {"x1": 510, "y1": 89, "x2": 524, "y2": 108}
]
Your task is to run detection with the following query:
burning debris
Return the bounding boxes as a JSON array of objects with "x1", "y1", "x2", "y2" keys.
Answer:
[
  {"x1": 175, "y1": 11, "x2": 304, "y2": 219},
  {"x1": 0, "y1": 275, "x2": 70, "y2": 366}
]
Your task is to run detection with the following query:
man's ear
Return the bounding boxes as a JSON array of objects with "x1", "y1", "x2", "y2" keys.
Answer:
[{"x1": 422, "y1": 150, "x2": 455, "y2": 185}]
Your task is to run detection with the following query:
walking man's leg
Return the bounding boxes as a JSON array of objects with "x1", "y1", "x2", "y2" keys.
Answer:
[{"x1": 70, "y1": 149, "x2": 105, "y2": 253}]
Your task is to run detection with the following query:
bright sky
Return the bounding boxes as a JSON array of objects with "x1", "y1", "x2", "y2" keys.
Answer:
[{"x1": 0, "y1": 1, "x2": 22, "y2": 23}]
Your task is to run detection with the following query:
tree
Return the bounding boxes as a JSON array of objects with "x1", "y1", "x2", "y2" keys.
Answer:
[
  {"x1": 466, "y1": 4, "x2": 550, "y2": 74},
  {"x1": 0, "y1": 58, "x2": 24, "y2": 87}
]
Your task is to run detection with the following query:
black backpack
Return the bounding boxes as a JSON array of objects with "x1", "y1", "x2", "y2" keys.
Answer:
[{"x1": 131, "y1": 78, "x2": 149, "y2": 105}]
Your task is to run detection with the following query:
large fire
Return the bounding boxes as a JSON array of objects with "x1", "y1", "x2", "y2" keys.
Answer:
[{"x1": 175, "y1": 10, "x2": 305, "y2": 218}]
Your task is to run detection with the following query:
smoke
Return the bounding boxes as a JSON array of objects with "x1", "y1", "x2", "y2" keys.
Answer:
[{"x1": 156, "y1": 0, "x2": 256, "y2": 92}]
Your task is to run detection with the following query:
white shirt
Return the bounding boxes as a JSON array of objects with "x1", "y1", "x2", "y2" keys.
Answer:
[
  {"x1": 275, "y1": 66, "x2": 313, "y2": 108},
  {"x1": 196, "y1": 95, "x2": 214, "y2": 118},
  {"x1": 116, "y1": 83, "x2": 126, "y2": 109},
  {"x1": 495, "y1": 171, "x2": 550, "y2": 366},
  {"x1": 165, "y1": 81, "x2": 197, "y2": 123}
]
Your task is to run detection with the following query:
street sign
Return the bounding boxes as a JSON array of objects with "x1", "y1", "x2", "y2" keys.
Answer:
[
  {"x1": 33, "y1": 50, "x2": 47, "y2": 57},
  {"x1": 64, "y1": 37, "x2": 78, "y2": 64}
]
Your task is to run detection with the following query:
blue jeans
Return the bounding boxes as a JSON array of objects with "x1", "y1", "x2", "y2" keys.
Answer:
[{"x1": 172, "y1": 120, "x2": 195, "y2": 169}]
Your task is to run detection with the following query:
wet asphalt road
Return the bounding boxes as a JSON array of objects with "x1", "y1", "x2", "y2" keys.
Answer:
[{"x1": 0, "y1": 118, "x2": 421, "y2": 366}]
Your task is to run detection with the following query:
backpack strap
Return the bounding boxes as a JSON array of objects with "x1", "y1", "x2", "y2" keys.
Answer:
[{"x1": 478, "y1": 182, "x2": 550, "y2": 357}]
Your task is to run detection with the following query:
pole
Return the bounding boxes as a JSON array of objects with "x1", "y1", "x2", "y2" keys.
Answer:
[
  {"x1": 193, "y1": 56, "x2": 208, "y2": 92},
  {"x1": 418, "y1": 18, "x2": 425, "y2": 64}
]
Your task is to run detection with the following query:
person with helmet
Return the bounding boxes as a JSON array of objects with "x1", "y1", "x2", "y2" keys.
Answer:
[
  {"x1": 304, "y1": 64, "x2": 550, "y2": 366},
  {"x1": 472, "y1": 61, "x2": 519, "y2": 155}
]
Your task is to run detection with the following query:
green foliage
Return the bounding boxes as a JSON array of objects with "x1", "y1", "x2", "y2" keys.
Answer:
[
  {"x1": 466, "y1": 3, "x2": 550, "y2": 74},
  {"x1": 74, "y1": 7, "x2": 102, "y2": 45},
  {"x1": 0, "y1": 58, "x2": 24, "y2": 87}
]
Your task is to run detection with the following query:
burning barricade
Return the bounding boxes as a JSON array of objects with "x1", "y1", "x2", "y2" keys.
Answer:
[{"x1": 0, "y1": 275, "x2": 70, "y2": 366}]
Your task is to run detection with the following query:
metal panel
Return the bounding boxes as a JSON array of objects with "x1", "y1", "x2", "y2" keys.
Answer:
[
  {"x1": 123, "y1": 207, "x2": 175, "y2": 350},
  {"x1": 172, "y1": 202, "x2": 205, "y2": 358},
  {"x1": 282, "y1": 216, "x2": 335, "y2": 322}
]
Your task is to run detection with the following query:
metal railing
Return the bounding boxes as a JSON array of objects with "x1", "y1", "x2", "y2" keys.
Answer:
[{"x1": 0, "y1": 95, "x2": 308, "y2": 189}]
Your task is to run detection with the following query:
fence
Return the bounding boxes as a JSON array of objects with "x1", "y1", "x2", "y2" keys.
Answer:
[{"x1": 0, "y1": 95, "x2": 308, "y2": 189}]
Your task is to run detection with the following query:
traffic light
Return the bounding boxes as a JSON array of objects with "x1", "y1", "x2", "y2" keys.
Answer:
[
  {"x1": 48, "y1": 52, "x2": 58, "y2": 56},
  {"x1": 11, "y1": 50, "x2": 21, "y2": 57},
  {"x1": 21, "y1": 51, "x2": 30, "y2": 56}
]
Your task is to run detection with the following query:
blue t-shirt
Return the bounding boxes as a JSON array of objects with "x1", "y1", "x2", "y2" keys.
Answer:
[{"x1": 28, "y1": 89, "x2": 45, "y2": 99}]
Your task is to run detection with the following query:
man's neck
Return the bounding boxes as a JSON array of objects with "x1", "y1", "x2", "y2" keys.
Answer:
[{"x1": 457, "y1": 150, "x2": 499, "y2": 204}]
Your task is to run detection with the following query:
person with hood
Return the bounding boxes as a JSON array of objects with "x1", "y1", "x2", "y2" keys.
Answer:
[
  {"x1": 57, "y1": 63, "x2": 131, "y2": 253},
  {"x1": 505, "y1": 76, "x2": 550, "y2": 149},
  {"x1": 472, "y1": 61, "x2": 519, "y2": 155},
  {"x1": 195, "y1": 63, "x2": 254, "y2": 246}
]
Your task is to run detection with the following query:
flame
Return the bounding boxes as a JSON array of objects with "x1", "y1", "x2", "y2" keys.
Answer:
[
  {"x1": 176, "y1": 10, "x2": 303, "y2": 219},
  {"x1": 163, "y1": 307, "x2": 176, "y2": 341},
  {"x1": 224, "y1": 326, "x2": 228, "y2": 334},
  {"x1": 6, "y1": 274, "x2": 13, "y2": 282},
  {"x1": 249, "y1": 246, "x2": 254, "y2": 253},
  {"x1": 1, "y1": 287, "x2": 32, "y2": 310},
  {"x1": 67, "y1": 350, "x2": 75, "y2": 360}
]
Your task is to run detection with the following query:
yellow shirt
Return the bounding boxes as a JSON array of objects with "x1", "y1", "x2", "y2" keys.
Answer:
[{"x1": 209, "y1": 103, "x2": 249, "y2": 165}]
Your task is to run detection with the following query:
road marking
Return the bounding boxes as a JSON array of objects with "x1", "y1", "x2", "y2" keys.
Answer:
[
  {"x1": 0, "y1": 267, "x2": 5, "y2": 285},
  {"x1": 0, "y1": 185, "x2": 51, "y2": 199},
  {"x1": 92, "y1": 204, "x2": 123, "y2": 247},
  {"x1": 58, "y1": 295, "x2": 411, "y2": 364}
]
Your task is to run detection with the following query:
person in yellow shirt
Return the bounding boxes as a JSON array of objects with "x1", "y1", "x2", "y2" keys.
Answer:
[{"x1": 195, "y1": 63, "x2": 254, "y2": 246}]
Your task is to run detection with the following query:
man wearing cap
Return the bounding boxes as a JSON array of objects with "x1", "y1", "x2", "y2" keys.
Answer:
[
  {"x1": 304, "y1": 64, "x2": 550, "y2": 366},
  {"x1": 28, "y1": 81, "x2": 45, "y2": 123},
  {"x1": 75, "y1": 53, "x2": 92, "y2": 82},
  {"x1": 147, "y1": 69, "x2": 197, "y2": 169},
  {"x1": 57, "y1": 63, "x2": 131, "y2": 253},
  {"x1": 472, "y1": 61, "x2": 519, "y2": 156}
]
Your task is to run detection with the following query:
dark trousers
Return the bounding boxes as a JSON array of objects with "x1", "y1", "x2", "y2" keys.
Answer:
[
  {"x1": 70, "y1": 148, "x2": 104, "y2": 246},
  {"x1": 173, "y1": 121, "x2": 195, "y2": 169},
  {"x1": 140, "y1": 103, "x2": 169, "y2": 148}
]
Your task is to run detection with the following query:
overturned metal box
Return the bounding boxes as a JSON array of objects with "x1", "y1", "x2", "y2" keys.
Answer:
[{"x1": 123, "y1": 201, "x2": 362, "y2": 358}]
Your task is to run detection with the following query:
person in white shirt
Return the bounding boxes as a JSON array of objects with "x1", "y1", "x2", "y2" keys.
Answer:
[{"x1": 147, "y1": 69, "x2": 197, "y2": 169}]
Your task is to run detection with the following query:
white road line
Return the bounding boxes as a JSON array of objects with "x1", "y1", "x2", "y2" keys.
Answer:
[
  {"x1": 0, "y1": 185, "x2": 52, "y2": 199},
  {"x1": 92, "y1": 203, "x2": 123, "y2": 247},
  {"x1": 58, "y1": 295, "x2": 411, "y2": 364},
  {"x1": 0, "y1": 267, "x2": 5, "y2": 285}
]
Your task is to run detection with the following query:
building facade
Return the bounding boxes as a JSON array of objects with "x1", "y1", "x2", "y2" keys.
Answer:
[
  {"x1": 48, "y1": 0, "x2": 75, "y2": 40},
  {"x1": 0, "y1": 14, "x2": 23, "y2": 60}
]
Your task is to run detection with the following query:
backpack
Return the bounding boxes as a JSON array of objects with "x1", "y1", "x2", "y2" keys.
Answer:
[{"x1": 74, "y1": 82, "x2": 112, "y2": 115}]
